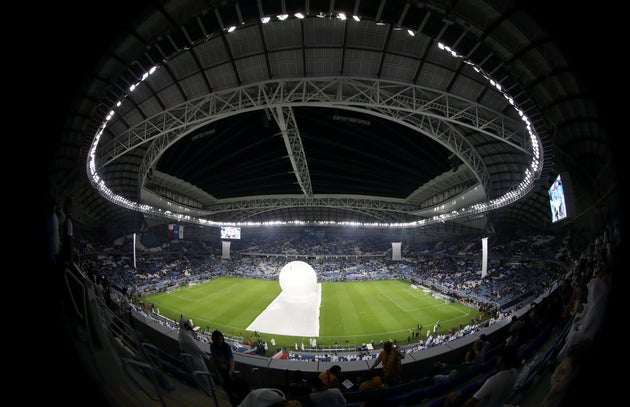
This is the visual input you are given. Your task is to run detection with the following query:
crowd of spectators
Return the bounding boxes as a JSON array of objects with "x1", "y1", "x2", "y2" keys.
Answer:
[{"x1": 77, "y1": 228, "x2": 571, "y2": 311}]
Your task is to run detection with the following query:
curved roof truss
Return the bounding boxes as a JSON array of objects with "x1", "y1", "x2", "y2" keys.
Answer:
[{"x1": 90, "y1": 77, "x2": 541, "y2": 227}]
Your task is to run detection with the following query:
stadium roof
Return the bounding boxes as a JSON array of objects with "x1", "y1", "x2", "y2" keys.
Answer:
[{"x1": 45, "y1": 0, "x2": 622, "y2": 240}]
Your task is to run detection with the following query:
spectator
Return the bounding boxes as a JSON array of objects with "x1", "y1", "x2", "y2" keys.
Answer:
[
  {"x1": 479, "y1": 334, "x2": 491, "y2": 356},
  {"x1": 178, "y1": 318, "x2": 209, "y2": 373},
  {"x1": 556, "y1": 260, "x2": 610, "y2": 361},
  {"x1": 359, "y1": 369, "x2": 385, "y2": 391},
  {"x1": 238, "y1": 387, "x2": 302, "y2": 407},
  {"x1": 448, "y1": 346, "x2": 518, "y2": 407},
  {"x1": 318, "y1": 365, "x2": 342, "y2": 390},
  {"x1": 433, "y1": 351, "x2": 475, "y2": 384},
  {"x1": 541, "y1": 340, "x2": 589, "y2": 407},
  {"x1": 60, "y1": 196, "x2": 75, "y2": 265},
  {"x1": 370, "y1": 341, "x2": 405, "y2": 386},
  {"x1": 210, "y1": 330, "x2": 248, "y2": 406},
  {"x1": 210, "y1": 330, "x2": 235, "y2": 380},
  {"x1": 45, "y1": 193, "x2": 60, "y2": 267},
  {"x1": 466, "y1": 345, "x2": 518, "y2": 406},
  {"x1": 472, "y1": 339, "x2": 486, "y2": 369},
  {"x1": 287, "y1": 370, "x2": 310, "y2": 398},
  {"x1": 504, "y1": 316, "x2": 525, "y2": 348},
  {"x1": 308, "y1": 376, "x2": 346, "y2": 407},
  {"x1": 178, "y1": 317, "x2": 213, "y2": 394}
]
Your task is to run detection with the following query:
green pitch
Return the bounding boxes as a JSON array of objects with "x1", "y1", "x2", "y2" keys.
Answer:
[{"x1": 141, "y1": 276, "x2": 481, "y2": 350}]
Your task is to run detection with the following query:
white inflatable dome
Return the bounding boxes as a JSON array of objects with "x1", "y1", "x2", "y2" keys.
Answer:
[{"x1": 278, "y1": 260, "x2": 318, "y2": 300}]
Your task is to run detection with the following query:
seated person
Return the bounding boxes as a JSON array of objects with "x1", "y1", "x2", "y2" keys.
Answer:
[
  {"x1": 287, "y1": 370, "x2": 310, "y2": 398},
  {"x1": 359, "y1": 369, "x2": 385, "y2": 391},
  {"x1": 541, "y1": 340, "x2": 589, "y2": 407},
  {"x1": 238, "y1": 388, "x2": 303, "y2": 407},
  {"x1": 446, "y1": 346, "x2": 518, "y2": 407},
  {"x1": 308, "y1": 376, "x2": 346, "y2": 407},
  {"x1": 318, "y1": 365, "x2": 342, "y2": 390},
  {"x1": 433, "y1": 351, "x2": 475, "y2": 384},
  {"x1": 178, "y1": 318, "x2": 209, "y2": 373}
]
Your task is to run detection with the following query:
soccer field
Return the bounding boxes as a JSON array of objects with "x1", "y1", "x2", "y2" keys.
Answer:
[{"x1": 141, "y1": 276, "x2": 481, "y2": 350}]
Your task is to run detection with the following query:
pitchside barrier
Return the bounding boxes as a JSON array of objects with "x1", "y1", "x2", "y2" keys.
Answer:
[{"x1": 129, "y1": 304, "x2": 520, "y2": 389}]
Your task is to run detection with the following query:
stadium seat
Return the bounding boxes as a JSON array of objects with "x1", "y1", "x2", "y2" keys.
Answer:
[{"x1": 180, "y1": 352, "x2": 221, "y2": 406}]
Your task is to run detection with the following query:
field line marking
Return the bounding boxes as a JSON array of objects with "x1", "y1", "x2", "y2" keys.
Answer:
[
  {"x1": 444, "y1": 302, "x2": 470, "y2": 315},
  {"x1": 374, "y1": 284, "x2": 410, "y2": 312},
  {"x1": 198, "y1": 286, "x2": 232, "y2": 301}
]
